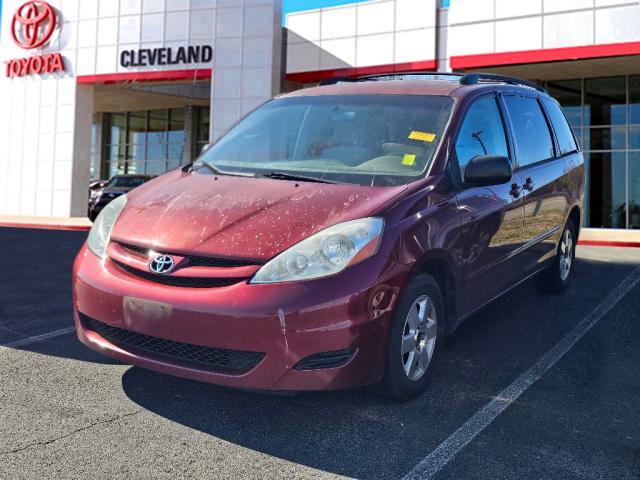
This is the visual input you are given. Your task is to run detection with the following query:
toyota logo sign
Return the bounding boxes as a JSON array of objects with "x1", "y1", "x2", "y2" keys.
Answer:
[
  {"x1": 4, "y1": 0, "x2": 66, "y2": 78},
  {"x1": 11, "y1": 1, "x2": 57, "y2": 50},
  {"x1": 149, "y1": 255, "x2": 176, "y2": 275}
]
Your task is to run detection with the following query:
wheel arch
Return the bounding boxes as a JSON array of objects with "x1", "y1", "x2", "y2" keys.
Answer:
[
  {"x1": 410, "y1": 250, "x2": 460, "y2": 335},
  {"x1": 568, "y1": 205, "x2": 581, "y2": 240}
]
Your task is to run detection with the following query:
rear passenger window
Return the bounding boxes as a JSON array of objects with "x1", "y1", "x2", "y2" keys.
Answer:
[
  {"x1": 542, "y1": 98, "x2": 578, "y2": 155},
  {"x1": 503, "y1": 96, "x2": 555, "y2": 167},
  {"x1": 455, "y1": 96, "x2": 509, "y2": 178}
]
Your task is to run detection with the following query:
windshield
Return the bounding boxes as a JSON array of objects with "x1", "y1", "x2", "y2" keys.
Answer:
[
  {"x1": 108, "y1": 177, "x2": 147, "y2": 188},
  {"x1": 196, "y1": 95, "x2": 454, "y2": 186}
]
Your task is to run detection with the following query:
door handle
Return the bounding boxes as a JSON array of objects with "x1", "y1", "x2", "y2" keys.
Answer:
[
  {"x1": 565, "y1": 160, "x2": 576, "y2": 174},
  {"x1": 522, "y1": 177, "x2": 534, "y2": 192},
  {"x1": 509, "y1": 183, "x2": 521, "y2": 198}
]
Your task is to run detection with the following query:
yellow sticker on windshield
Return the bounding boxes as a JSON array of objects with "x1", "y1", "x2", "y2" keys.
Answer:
[
  {"x1": 409, "y1": 131, "x2": 436, "y2": 142},
  {"x1": 402, "y1": 154, "x2": 416, "y2": 166}
]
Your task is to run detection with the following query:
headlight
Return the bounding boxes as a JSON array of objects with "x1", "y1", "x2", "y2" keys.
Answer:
[
  {"x1": 251, "y1": 217, "x2": 384, "y2": 284},
  {"x1": 87, "y1": 194, "x2": 127, "y2": 259}
]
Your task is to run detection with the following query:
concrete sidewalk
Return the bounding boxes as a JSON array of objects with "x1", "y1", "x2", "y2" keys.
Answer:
[
  {"x1": 0, "y1": 215, "x2": 91, "y2": 231},
  {"x1": 580, "y1": 228, "x2": 640, "y2": 248}
]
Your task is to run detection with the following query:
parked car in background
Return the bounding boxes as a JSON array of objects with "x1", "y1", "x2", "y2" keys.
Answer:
[
  {"x1": 89, "y1": 179, "x2": 108, "y2": 192},
  {"x1": 74, "y1": 73, "x2": 584, "y2": 399},
  {"x1": 89, "y1": 174, "x2": 153, "y2": 221}
]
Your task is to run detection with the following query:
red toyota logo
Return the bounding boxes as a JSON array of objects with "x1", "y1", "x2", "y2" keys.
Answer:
[{"x1": 11, "y1": 1, "x2": 57, "y2": 50}]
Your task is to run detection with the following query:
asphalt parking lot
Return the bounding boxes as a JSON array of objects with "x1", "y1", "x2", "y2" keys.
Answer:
[{"x1": 1, "y1": 227, "x2": 639, "y2": 480}]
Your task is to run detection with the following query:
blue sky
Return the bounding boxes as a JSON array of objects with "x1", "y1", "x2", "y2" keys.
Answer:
[{"x1": 283, "y1": 0, "x2": 370, "y2": 15}]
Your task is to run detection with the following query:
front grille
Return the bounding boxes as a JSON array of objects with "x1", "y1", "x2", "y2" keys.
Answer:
[
  {"x1": 117, "y1": 242, "x2": 261, "y2": 268},
  {"x1": 80, "y1": 313, "x2": 265, "y2": 374},
  {"x1": 294, "y1": 349, "x2": 355, "y2": 370},
  {"x1": 112, "y1": 260, "x2": 244, "y2": 288}
]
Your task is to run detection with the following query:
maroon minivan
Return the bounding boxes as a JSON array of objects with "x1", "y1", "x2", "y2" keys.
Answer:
[{"x1": 73, "y1": 73, "x2": 584, "y2": 399}]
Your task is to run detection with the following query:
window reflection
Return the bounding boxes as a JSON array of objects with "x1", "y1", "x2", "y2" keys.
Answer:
[
  {"x1": 629, "y1": 126, "x2": 640, "y2": 150},
  {"x1": 630, "y1": 77, "x2": 640, "y2": 125},
  {"x1": 630, "y1": 153, "x2": 640, "y2": 229},
  {"x1": 546, "y1": 80, "x2": 582, "y2": 127},
  {"x1": 584, "y1": 77, "x2": 626, "y2": 126},
  {"x1": 102, "y1": 107, "x2": 210, "y2": 176},
  {"x1": 585, "y1": 153, "x2": 626, "y2": 229},
  {"x1": 587, "y1": 127, "x2": 626, "y2": 151},
  {"x1": 545, "y1": 75, "x2": 640, "y2": 229}
]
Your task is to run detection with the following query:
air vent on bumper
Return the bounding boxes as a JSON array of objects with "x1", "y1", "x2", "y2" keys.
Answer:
[
  {"x1": 294, "y1": 349, "x2": 355, "y2": 370},
  {"x1": 80, "y1": 313, "x2": 265, "y2": 374}
]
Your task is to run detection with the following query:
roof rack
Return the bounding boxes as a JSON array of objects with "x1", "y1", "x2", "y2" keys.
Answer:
[
  {"x1": 319, "y1": 71, "x2": 546, "y2": 93},
  {"x1": 459, "y1": 73, "x2": 546, "y2": 93},
  {"x1": 319, "y1": 72, "x2": 464, "y2": 86}
]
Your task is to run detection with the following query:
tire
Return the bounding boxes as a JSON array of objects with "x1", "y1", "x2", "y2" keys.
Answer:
[
  {"x1": 375, "y1": 273, "x2": 445, "y2": 400},
  {"x1": 535, "y1": 218, "x2": 576, "y2": 294}
]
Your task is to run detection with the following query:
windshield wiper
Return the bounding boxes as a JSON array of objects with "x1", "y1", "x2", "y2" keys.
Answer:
[
  {"x1": 192, "y1": 162, "x2": 255, "y2": 177},
  {"x1": 260, "y1": 171, "x2": 336, "y2": 184}
]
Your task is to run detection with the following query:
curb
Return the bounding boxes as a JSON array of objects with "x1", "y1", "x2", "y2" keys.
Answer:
[
  {"x1": 577, "y1": 240, "x2": 640, "y2": 249},
  {"x1": 0, "y1": 222, "x2": 91, "y2": 232}
]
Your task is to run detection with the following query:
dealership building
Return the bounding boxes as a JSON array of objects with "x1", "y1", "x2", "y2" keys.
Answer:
[{"x1": 1, "y1": 0, "x2": 639, "y2": 230}]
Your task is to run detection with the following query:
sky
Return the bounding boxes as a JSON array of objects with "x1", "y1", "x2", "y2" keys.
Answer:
[
  {"x1": 283, "y1": 0, "x2": 371, "y2": 15},
  {"x1": 284, "y1": 0, "x2": 450, "y2": 13}
]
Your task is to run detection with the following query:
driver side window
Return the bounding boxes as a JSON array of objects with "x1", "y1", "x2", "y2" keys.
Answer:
[{"x1": 455, "y1": 96, "x2": 509, "y2": 179}]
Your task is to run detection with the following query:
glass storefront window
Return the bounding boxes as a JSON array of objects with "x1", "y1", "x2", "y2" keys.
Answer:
[
  {"x1": 546, "y1": 80, "x2": 582, "y2": 127},
  {"x1": 148, "y1": 110, "x2": 168, "y2": 144},
  {"x1": 630, "y1": 76, "x2": 640, "y2": 125},
  {"x1": 146, "y1": 143, "x2": 167, "y2": 162},
  {"x1": 584, "y1": 77, "x2": 627, "y2": 126},
  {"x1": 106, "y1": 143, "x2": 126, "y2": 177},
  {"x1": 572, "y1": 128, "x2": 586, "y2": 150},
  {"x1": 109, "y1": 113, "x2": 127, "y2": 145},
  {"x1": 194, "y1": 106, "x2": 211, "y2": 158},
  {"x1": 585, "y1": 152, "x2": 627, "y2": 229},
  {"x1": 146, "y1": 161, "x2": 167, "y2": 176},
  {"x1": 630, "y1": 153, "x2": 640, "y2": 229},
  {"x1": 128, "y1": 112, "x2": 147, "y2": 145},
  {"x1": 90, "y1": 116, "x2": 101, "y2": 180},
  {"x1": 128, "y1": 144, "x2": 146, "y2": 174},
  {"x1": 168, "y1": 109, "x2": 185, "y2": 143},
  {"x1": 544, "y1": 75, "x2": 640, "y2": 229},
  {"x1": 100, "y1": 107, "x2": 210, "y2": 177},
  {"x1": 629, "y1": 126, "x2": 640, "y2": 150},
  {"x1": 587, "y1": 126, "x2": 626, "y2": 151}
]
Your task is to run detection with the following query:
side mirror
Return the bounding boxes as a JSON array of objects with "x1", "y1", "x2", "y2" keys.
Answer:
[{"x1": 464, "y1": 155, "x2": 512, "y2": 186}]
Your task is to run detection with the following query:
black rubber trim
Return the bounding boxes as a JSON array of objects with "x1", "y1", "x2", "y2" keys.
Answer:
[
  {"x1": 294, "y1": 349, "x2": 355, "y2": 370},
  {"x1": 112, "y1": 259, "x2": 245, "y2": 288},
  {"x1": 117, "y1": 242, "x2": 262, "y2": 268},
  {"x1": 80, "y1": 313, "x2": 265, "y2": 374}
]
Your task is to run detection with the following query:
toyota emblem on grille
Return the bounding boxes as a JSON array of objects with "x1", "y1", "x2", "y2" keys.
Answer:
[{"x1": 149, "y1": 254, "x2": 175, "y2": 275}]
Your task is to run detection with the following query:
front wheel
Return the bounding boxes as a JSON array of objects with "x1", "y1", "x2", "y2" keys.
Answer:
[
  {"x1": 376, "y1": 274, "x2": 444, "y2": 400},
  {"x1": 536, "y1": 218, "x2": 576, "y2": 293}
]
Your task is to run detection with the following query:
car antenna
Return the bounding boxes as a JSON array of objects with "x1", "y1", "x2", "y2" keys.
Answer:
[{"x1": 180, "y1": 62, "x2": 200, "y2": 165}]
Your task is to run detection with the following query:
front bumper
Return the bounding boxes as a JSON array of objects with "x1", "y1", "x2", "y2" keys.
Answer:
[{"x1": 72, "y1": 245, "x2": 410, "y2": 391}]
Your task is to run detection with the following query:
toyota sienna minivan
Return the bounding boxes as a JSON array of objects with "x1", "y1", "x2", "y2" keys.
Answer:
[{"x1": 73, "y1": 73, "x2": 584, "y2": 399}]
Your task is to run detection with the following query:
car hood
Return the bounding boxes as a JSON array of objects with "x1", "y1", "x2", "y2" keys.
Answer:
[{"x1": 110, "y1": 170, "x2": 407, "y2": 261}]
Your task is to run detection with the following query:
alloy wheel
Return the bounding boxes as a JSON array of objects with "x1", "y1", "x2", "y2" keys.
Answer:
[
  {"x1": 401, "y1": 295, "x2": 437, "y2": 381},
  {"x1": 559, "y1": 228, "x2": 573, "y2": 281}
]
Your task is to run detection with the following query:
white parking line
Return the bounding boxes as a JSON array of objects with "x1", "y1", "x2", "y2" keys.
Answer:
[
  {"x1": 403, "y1": 265, "x2": 640, "y2": 480},
  {"x1": 0, "y1": 326, "x2": 75, "y2": 351}
]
